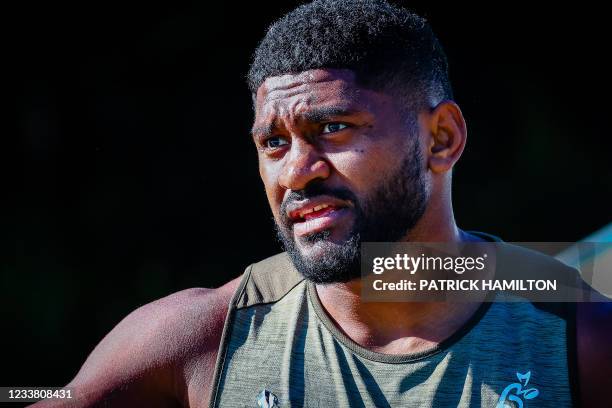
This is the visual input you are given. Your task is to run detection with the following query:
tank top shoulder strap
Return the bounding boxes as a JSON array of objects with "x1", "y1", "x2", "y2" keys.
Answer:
[
  {"x1": 471, "y1": 230, "x2": 580, "y2": 406},
  {"x1": 208, "y1": 252, "x2": 303, "y2": 407},
  {"x1": 235, "y1": 252, "x2": 304, "y2": 309}
]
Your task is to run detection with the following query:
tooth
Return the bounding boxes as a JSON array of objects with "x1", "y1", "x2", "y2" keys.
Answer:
[
  {"x1": 314, "y1": 205, "x2": 323, "y2": 211},
  {"x1": 300, "y1": 208, "x2": 313, "y2": 218}
]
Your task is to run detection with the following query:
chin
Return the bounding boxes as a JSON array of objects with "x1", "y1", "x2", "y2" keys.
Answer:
[
  {"x1": 289, "y1": 232, "x2": 361, "y2": 283},
  {"x1": 295, "y1": 236, "x2": 337, "y2": 261},
  {"x1": 295, "y1": 229, "x2": 353, "y2": 254}
]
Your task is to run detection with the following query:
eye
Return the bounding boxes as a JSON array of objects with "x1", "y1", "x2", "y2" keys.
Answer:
[
  {"x1": 265, "y1": 136, "x2": 289, "y2": 149},
  {"x1": 322, "y1": 123, "x2": 348, "y2": 134}
]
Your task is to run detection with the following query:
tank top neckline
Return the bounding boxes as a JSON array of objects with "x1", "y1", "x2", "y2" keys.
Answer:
[
  {"x1": 306, "y1": 280, "x2": 495, "y2": 364},
  {"x1": 305, "y1": 231, "x2": 501, "y2": 364}
]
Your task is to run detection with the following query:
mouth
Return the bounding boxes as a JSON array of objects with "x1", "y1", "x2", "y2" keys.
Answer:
[{"x1": 286, "y1": 196, "x2": 353, "y2": 238}]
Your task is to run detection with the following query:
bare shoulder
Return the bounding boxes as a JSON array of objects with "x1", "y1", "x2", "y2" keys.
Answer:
[
  {"x1": 32, "y1": 276, "x2": 242, "y2": 408},
  {"x1": 576, "y1": 301, "x2": 612, "y2": 406},
  {"x1": 164, "y1": 278, "x2": 243, "y2": 407}
]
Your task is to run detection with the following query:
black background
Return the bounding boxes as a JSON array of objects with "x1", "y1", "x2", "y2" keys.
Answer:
[{"x1": 6, "y1": 0, "x2": 612, "y2": 390}]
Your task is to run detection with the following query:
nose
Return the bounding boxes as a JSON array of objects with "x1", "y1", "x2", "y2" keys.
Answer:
[{"x1": 278, "y1": 139, "x2": 330, "y2": 191}]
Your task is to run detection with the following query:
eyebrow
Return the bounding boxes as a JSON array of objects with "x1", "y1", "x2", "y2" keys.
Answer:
[{"x1": 251, "y1": 105, "x2": 361, "y2": 138}]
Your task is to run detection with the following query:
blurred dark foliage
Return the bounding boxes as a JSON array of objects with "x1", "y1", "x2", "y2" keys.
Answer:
[{"x1": 4, "y1": 0, "x2": 611, "y2": 389}]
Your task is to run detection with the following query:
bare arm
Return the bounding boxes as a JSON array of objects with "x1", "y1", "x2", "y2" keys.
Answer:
[
  {"x1": 577, "y1": 301, "x2": 612, "y2": 407},
  {"x1": 30, "y1": 278, "x2": 240, "y2": 408}
]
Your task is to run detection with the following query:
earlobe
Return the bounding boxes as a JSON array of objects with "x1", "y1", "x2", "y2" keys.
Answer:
[{"x1": 427, "y1": 100, "x2": 467, "y2": 174}]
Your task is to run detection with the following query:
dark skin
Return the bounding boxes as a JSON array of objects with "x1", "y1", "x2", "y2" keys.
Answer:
[
  {"x1": 253, "y1": 68, "x2": 483, "y2": 354},
  {"x1": 32, "y1": 69, "x2": 611, "y2": 407}
]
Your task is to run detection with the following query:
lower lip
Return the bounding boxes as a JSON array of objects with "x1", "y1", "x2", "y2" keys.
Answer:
[{"x1": 293, "y1": 207, "x2": 350, "y2": 237}]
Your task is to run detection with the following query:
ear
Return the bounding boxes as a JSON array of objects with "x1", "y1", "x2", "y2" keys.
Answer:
[{"x1": 425, "y1": 100, "x2": 467, "y2": 174}]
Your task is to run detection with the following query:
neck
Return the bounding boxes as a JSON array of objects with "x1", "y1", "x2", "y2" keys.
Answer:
[{"x1": 314, "y1": 224, "x2": 488, "y2": 356}]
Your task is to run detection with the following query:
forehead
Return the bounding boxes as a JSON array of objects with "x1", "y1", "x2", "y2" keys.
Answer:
[{"x1": 254, "y1": 69, "x2": 366, "y2": 120}]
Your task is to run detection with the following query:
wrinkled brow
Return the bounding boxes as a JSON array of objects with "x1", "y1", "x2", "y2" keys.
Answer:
[{"x1": 251, "y1": 105, "x2": 361, "y2": 138}]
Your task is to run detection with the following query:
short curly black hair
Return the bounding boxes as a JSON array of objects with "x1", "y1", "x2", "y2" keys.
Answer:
[{"x1": 247, "y1": 0, "x2": 453, "y2": 115}]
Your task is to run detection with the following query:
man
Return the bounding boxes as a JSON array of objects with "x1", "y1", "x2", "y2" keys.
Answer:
[{"x1": 33, "y1": 0, "x2": 611, "y2": 407}]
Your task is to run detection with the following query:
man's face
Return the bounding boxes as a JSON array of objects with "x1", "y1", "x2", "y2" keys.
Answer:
[{"x1": 252, "y1": 69, "x2": 428, "y2": 283}]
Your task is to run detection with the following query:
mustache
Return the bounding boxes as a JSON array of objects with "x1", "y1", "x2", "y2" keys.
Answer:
[{"x1": 279, "y1": 182, "x2": 357, "y2": 224}]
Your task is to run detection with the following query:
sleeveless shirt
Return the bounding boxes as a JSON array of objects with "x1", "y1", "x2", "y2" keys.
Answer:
[{"x1": 209, "y1": 233, "x2": 579, "y2": 407}]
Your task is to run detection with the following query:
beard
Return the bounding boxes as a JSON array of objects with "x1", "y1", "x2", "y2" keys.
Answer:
[{"x1": 274, "y1": 139, "x2": 428, "y2": 284}]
